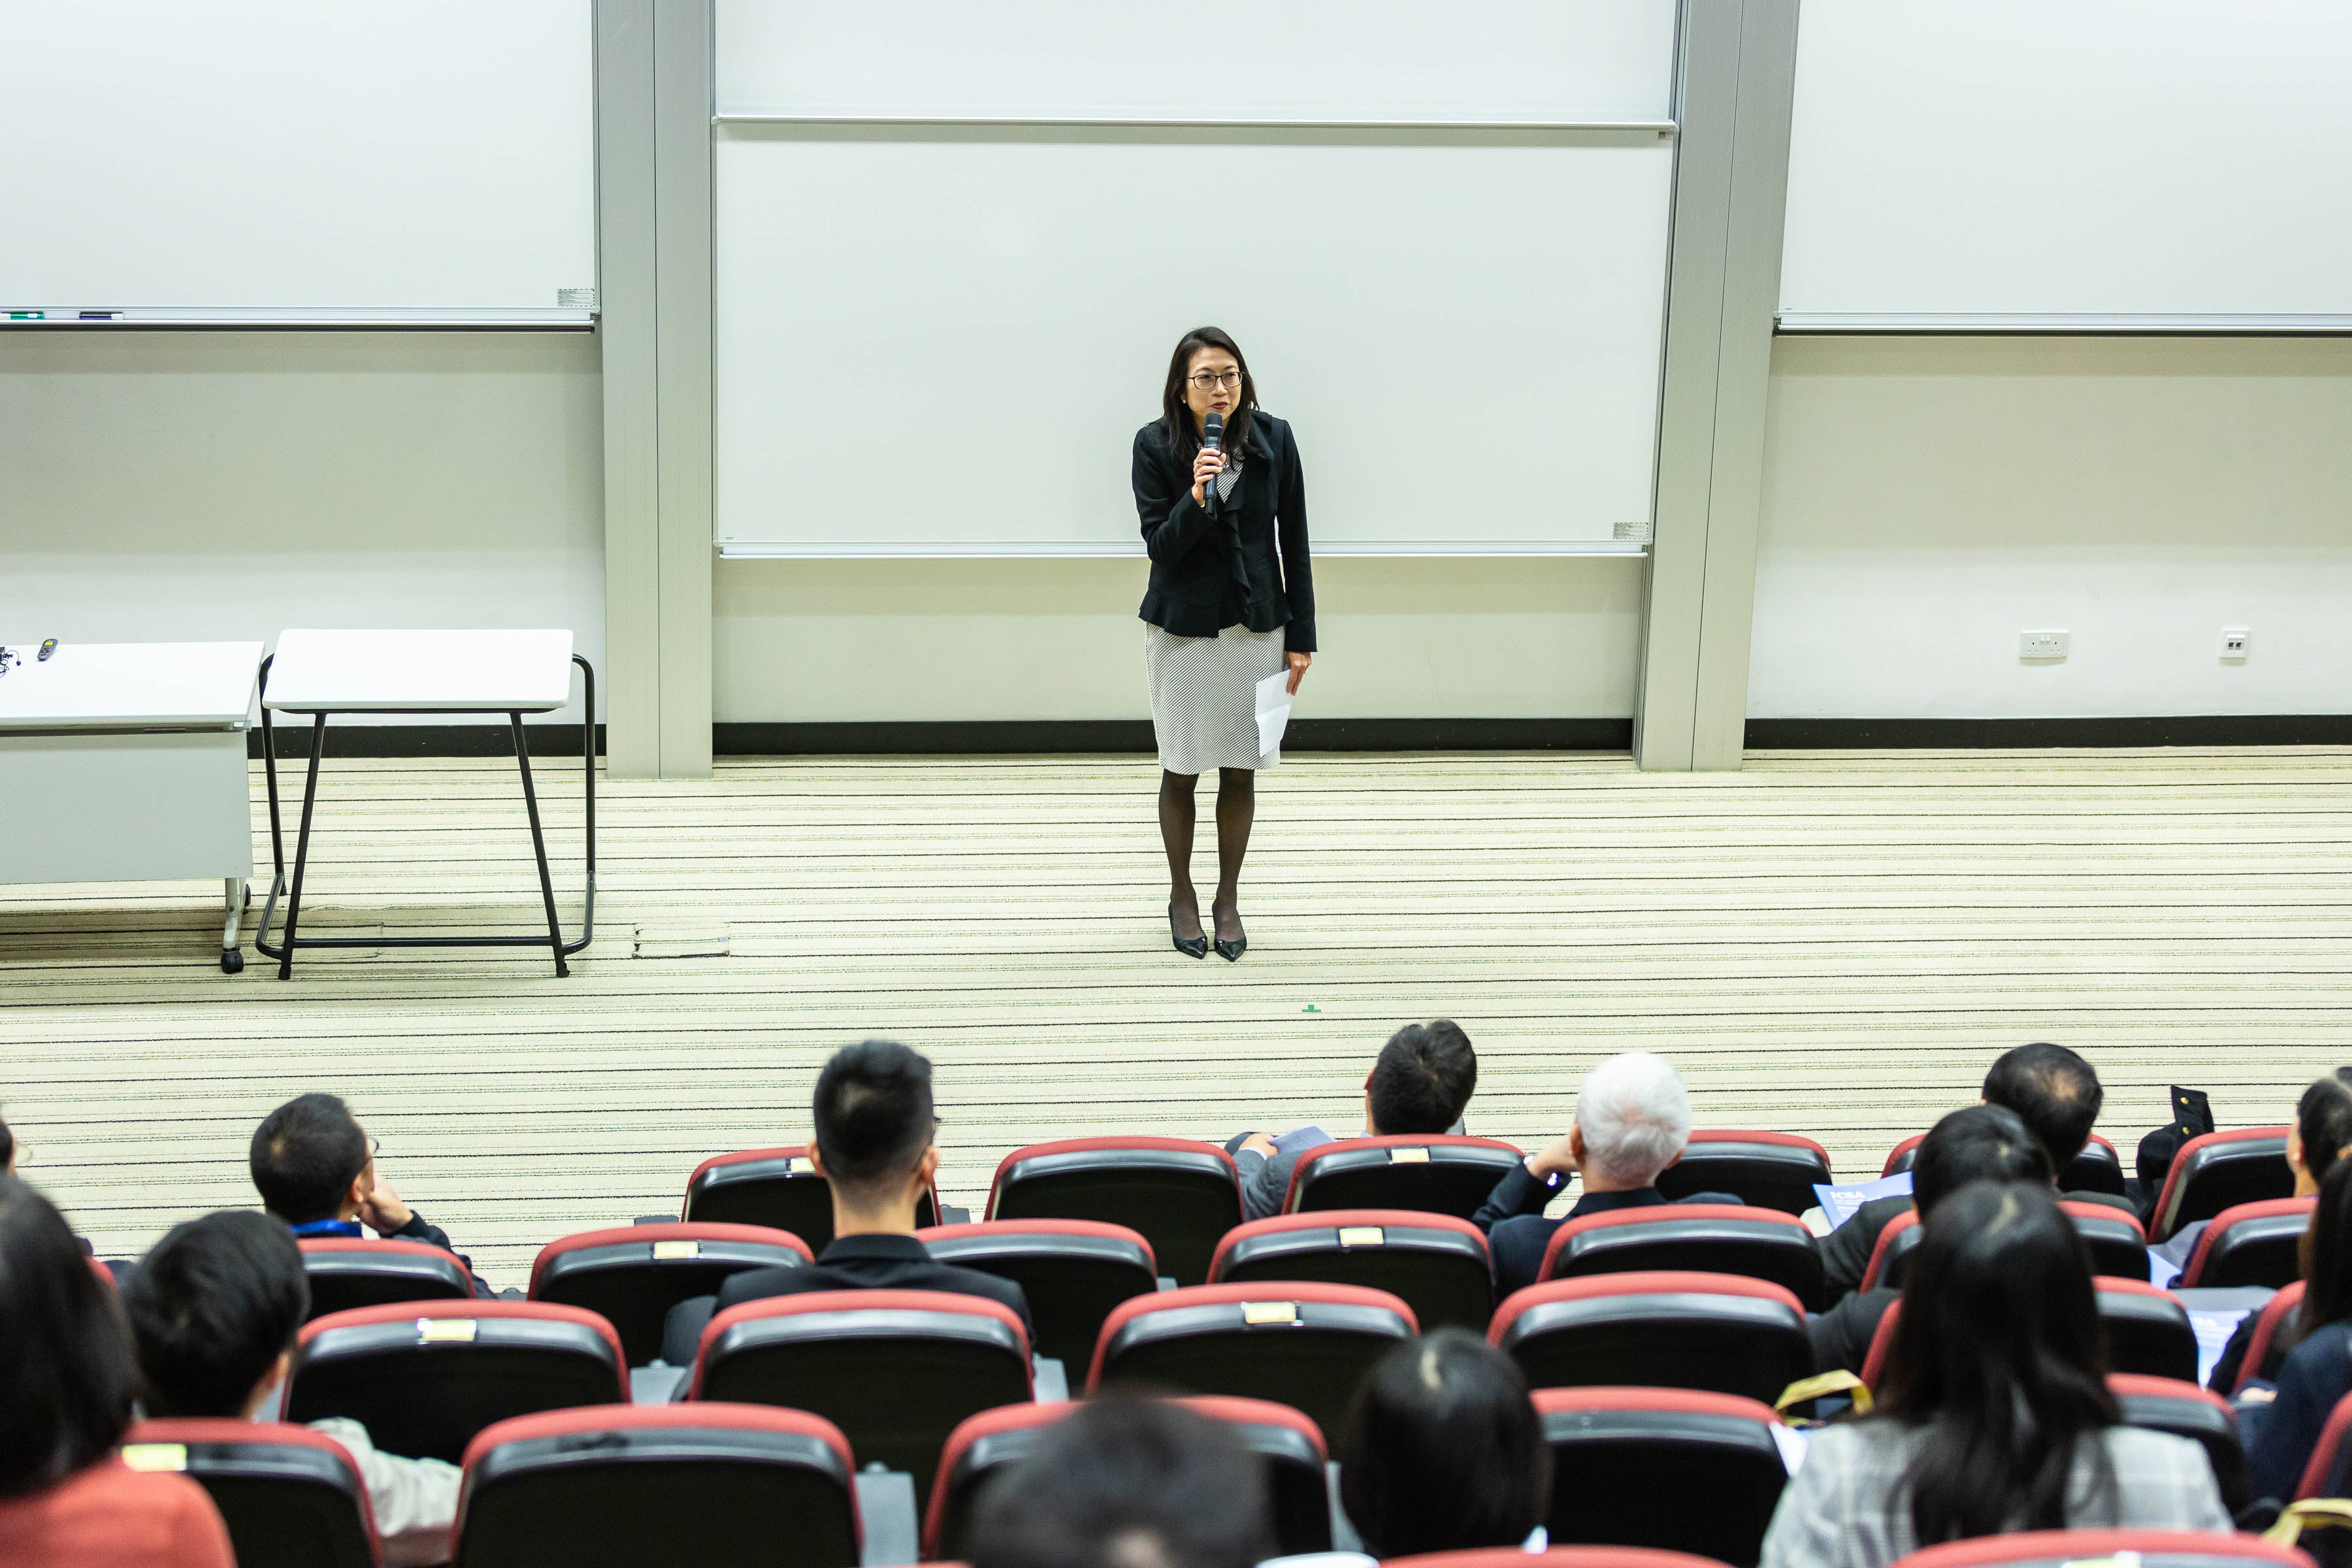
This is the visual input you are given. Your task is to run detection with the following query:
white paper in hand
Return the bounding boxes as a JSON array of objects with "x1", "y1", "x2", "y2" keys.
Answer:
[{"x1": 1254, "y1": 668, "x2": 1293, "y2": 757}]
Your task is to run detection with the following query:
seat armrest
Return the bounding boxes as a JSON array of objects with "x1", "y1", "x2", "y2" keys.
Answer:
[
  {"x1": 1032, "y1": 1355, "x2": 1070, "y2": 1403},
  {"x1": 1326, "y1": 1460, "x2": 1363, "y2": 1552},
  {"x1": 630, "y1": 1364, "x2": 691, "y2": 1405},
  {"x1": 854, "y1": 1468, "x2": 921, "y2": 1567}
]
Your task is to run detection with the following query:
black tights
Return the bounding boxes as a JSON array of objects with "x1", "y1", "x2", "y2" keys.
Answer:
[{"x1": 1160, "y1": 768, "x2": 1253, "y2": 943}]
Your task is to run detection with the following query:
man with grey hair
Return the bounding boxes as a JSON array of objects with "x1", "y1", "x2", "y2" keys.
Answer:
[{"x1": 1471, "y1": 1051, "x2": 1737, "y2": 1296}]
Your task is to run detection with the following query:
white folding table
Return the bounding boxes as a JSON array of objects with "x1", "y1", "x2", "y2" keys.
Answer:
[
  {"x1": 255, "y1": 629, "x2": 595, "y2": 979},
  {"x1": 0, "y1": 640, "x2": 263, "y2": 971}
]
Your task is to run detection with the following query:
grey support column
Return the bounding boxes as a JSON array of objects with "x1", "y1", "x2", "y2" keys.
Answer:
[
  {"x1": 1633, "y1": 0, "x2": 1800, "y2": 771},
  {"x1": 595, "y1": 0, "x2": 714, "y2": 779}
]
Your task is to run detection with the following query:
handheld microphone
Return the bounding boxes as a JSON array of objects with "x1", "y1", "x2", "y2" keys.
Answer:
[{"x1": 1201, "y1": 410, "x2": 1224, "y2": 512}]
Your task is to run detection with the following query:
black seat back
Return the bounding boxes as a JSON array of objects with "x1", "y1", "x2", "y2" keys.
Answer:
[
  {"x1": 2096, "y1": 1283, "x2": 2199, "y2": 1382},
  {"x1": 2108, "y1": 1374, "x2": 2249, "y2": 1514},
  {"x1": 987, "y1": 1139, "x2": 1241, "y2": 1286},
  {"x1": 1285, "y1": 1136, "x2": 1525, "y2": 1222},
  {"x1": 1540, "y1": 1206, "x2": 1825, "y2": 1311},
  {"x1": 123, "y1": 1422, "x2": 376, "y2": 1568},
  {"x1": 1656, "y1": 1134, "x2": 1833, "y2": 1216},
  {"x1": 300, "y1": 1239, "x2": 472, "y2": 1321},
  {"x1": 529, "y1": 1224, "x2": 811, "y2": 1366},
  {"x1": 1533, "y1": 1390, "x2": 1790, "y2": 1568},
  {"x1": 1489, "y1": 1275, "x2": 1812, "y2": 1407},
  {"x1": 683, "y1": 1146, "x2": 937, "y2": 1252},
  {"x1": 915, "y1": 1220, "x2": 1160, "y2": 1367},
  {"x1": 1210, "y1": 1212, "x2": 1494, "y2": 1331}
]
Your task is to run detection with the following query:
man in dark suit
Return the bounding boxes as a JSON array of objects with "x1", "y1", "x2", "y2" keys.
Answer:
[
  {"x1": 661, "y1": 1039, "x2": 1030, "y2": 1366},
  {"x1": 1820, "y1": 1041, "x2": 2131, "y2": 1303},
  {"x1": 1807, "y1": 1103, "x2": 2051, "y2": 1373},
  {"x1": 1472, "y1": 1051, "x2": 1740, "y2": 1296}
]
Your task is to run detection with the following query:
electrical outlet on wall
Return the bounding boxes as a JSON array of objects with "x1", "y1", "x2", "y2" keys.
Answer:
[
  {"x1": 2019, "y1": 630, "x2": 2070, "y2": 661},
  {"x1": 2219, "y1": 627, "x2": 2251, "y2": 661}
]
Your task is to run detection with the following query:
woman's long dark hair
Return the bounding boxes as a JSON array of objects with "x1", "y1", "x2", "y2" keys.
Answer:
[
  {"x1": 1874, "y1": 1180, "x2": 2119, "y2": 1543},
  {"x1": 2298, "y1": 1071, "x2": 2352, "y2": 1187},
  {"x1": 2294, "y1": 1156, "x2": 2352, "y2": 1347},
  {"x1": 1160, "y1": 326, "x2": 1260, "y2": 472},
  {"x1": 0, "y1": 1177, "x2": 139, "y2": 1497}
]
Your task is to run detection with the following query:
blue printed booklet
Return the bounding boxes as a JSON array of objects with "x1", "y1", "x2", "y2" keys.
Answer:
[{"x1": 1811, "y1": 1171, "x2": 1913, "y2": 1230}]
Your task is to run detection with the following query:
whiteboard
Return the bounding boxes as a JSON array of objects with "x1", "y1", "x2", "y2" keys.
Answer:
[
  {"x1": 0, "y1": 1, "x2": 597, "y2": 326},
  {"x1": 716, "y1": 0, "x2": 1678, "y2": 125},
  {"x1": 711, "y1": 132, "x2": 1674, "y2": 555},
  {"x1": 1779, "y1": 0, "x2": 2352, "y2": 330}
]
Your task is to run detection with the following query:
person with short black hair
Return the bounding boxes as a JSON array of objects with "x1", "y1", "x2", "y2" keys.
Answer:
[
  {"x1": 968, "y1": 1397, "x2": 1271, "y2": 1568},
  {"x1": 0, "y1": 1177, "x2": 234, "y2": 1568},
  {"x1": 1, "y1": 1111, "x2": 16, "y2": 1173},
  {"x1": 661, "y1": 1039, "x2": 1030, "y2": 1365},
  {"x1": 1338, "y1": 1328, "x2": 1551, "y2": 1558},
  {"x1": 1228, "y1": 1021, "x2": 1478, "y2": 1220},
  {"x1": 1759, "y1": 1182, "x2": 2229, "y2": 1568},
  {"x1": 1807, "y1": 1105, "x2": 2052, "y2": 1373},
  {"x1": 248, "y1": 1093, "x2": 486, "y2": 1296},
  {"x1": 122, "y1": 1210, "x2": 460, "y2": 1566}
]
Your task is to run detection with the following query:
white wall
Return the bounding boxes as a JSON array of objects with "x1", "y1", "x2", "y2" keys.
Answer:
[
  {"x1": 0, "y1": 332, "x2": 605, "y2": 724},
  {"x1": 714, "y1": 557, "x2": 1645, "y2": 722},
  {"x1": 1750, "y1": 336, "x2": 2352, "y2": 719}
]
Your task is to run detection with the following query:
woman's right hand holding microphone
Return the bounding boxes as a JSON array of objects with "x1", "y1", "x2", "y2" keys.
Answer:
[{"x1": 1190, "y1": 445, "x2": 1226, "y2": 507}]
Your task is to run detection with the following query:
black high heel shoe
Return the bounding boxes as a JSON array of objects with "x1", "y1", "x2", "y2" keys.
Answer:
[
  {"x1": 1213, "y1": 904, "x2": 1247, "y2": 963},
  {"x1": 1169, "y1": 901, "x2": 1209, "y2": 959}
]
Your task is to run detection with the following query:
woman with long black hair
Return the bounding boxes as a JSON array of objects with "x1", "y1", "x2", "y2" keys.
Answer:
[
  {"x1": 2245, "y1": 1156, "x2": 2352, "y2": 1500},
  {"x1": 1759, "y1": 1181, "x2": 2229, "y2": 1568},
  {"x1": 1132, "y1": 326, "x2": 1313, "y2": 962}
]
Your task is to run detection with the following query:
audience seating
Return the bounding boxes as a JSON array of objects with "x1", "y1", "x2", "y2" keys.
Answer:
[
  {"x1": 914, "y1": 1218, "x2": 1159, "y2": 1368},
  {"x1": 689, "y1": 1288, "x2": 1032, "y2": 1509},
  {"x1": 1537, "y1": 1204, "x2": 1824, "y2": 1309},
  {"x1": 299, "y1": 1237, "x2": 473, "y2": 1320},
  {"x1": 1384, "y1": 1548, "x2": 1732, "y2": 1568},
  {"x1": 2106, "y1": 1373, "x2": 2247, "y2": 1514},
  {"x1": 922, "y1": 1396, "x2": 1330, "y2": 1563},
  {"x1": 2096, "y1": 1279, "x2": 2201, "y2": 1383},
  {"x1": 527, "y1": 1222, "x2": 813, "y2": 1367},
  {"x1": 1859, "y1": 1203, "x2": 2148, "y2": 1293},
  {"x1": 1655, "y1": 1130, "x2": 1833, "y2": 1215},
  {"x1": 1282, "y1": 1134, "x2": 1525, "y2": 1221},
  {"x1": 451, "y1": 1404, "x2": 859, "y2": 1568},
  {"x1": 2295, "y1": 1387, "x2": 2352, "y2": 1499},
  {"x1": 1884, "y1": 1531, "x2": 2313, "y2": 1568},
  {"x1": 1880, "y1": 1132, "x2": 2127, "y2": 1196},
  {"x1": 2149, "y1": 1127, "x2": 2296, "y2": 1241},
  {"x1": 122, "y1": 1418, "x2": 380, "y2": 1568},
  {"x1": 1087, "y1": 1280, "x2": 1416, "y2": 1439},
  {"x1": 2234, "y1": 1281, "x2": 2306, "y2": 1395},
  {"x1": 985, "y1": 1136, "x2": 1239, "y2": 1286},
  {"x1": 1207, "y1": 1209, "x2": 1493, "y2": 1331},
  {"x1": 286, "y1": 1301, "x2": 628, "y2": 1466},
  {"x1": 1531, "y1": 1387, "x2": 1790, "y2": 1568},
  {"x1": 1487, "y1": 1273, "x2": 1812, "y2": 1408},
  {"x1": 681, "y1": 1145, "x2": 938, "y2": 1251},
  {"x1": 2177, "y1": 1198, "x2": 2315, "y2": 1290},
  {"x1": 1861, "y1": 1298, "x2": 1904, "y2": 1391}
]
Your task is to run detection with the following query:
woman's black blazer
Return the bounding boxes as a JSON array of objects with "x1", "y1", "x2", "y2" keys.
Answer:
[{"x1": 1132, "y1": 410, "x2": 1316, "y2": 653}]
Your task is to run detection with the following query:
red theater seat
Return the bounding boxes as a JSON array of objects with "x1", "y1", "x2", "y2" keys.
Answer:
[
  {"x1": 2149, "y1": 1127, "x2": 2295, "y2": 1241},
  {"x1": 2107, "y1": 1373, "x2": 2247, "y2": 1514},
  {"x1": 1209, "y1": 1209, "x2": 1493, "y2": 1331},
  {"x1": 683, "y1": 1145, "x2": 939, "y2": 1250},
  {"x1": 1887, "y1": 1531, "x2": 2311, "y2": 1568},
  {"x1": 1881, "y1": 1132, "x2": 2125, "y2": 1197},
  {"x1": 122, "y1": 1418, "x2": 380, "y2": 1568},
  {"x1": 914, "y1": 1218, "x2": 1159, "y2": 1367},
  {"x1": 2296, "y1": 1388, "x2": 2352, "y2": 1499},
  {"x1": 1537, "y1": 1204, "x2": 1824, "y2": 1309},
  {"x1": 1656, "y1": 1130, "x2": 1833, "y2": 1216},
  {"x1": 2235, "y1": 1282, "x2": 2306, "y2": 1394},
  {"x1": 451, "y1": 1404, "x2": 858, "y2": 1568},
  {"x1": 2178, "y1": 1198, "x2": 2315, "y2": 1290},
  {"x1": 527, "y1": 1222, "x2": 811, "y2": 1367},
  {"x1": 985, "y1": 1136, "x2": 1240, "y2": 1286},
  {"x1": 1531, "y1": 1388, "x2": 1791, "y2": 1568},
  {"x1": 299, "y1": 1237, "x2": 473, "y2": 1321},
  {"x1": 691, "y1": 1289, "x2": 1031, "y2": 1510},
  {"x1": 2097, "y1": 1278, "x2": 2200, "y2": 1383},
  {"x1": 1859, "y1": 1203, "x2": 2148, "y2": 1293},
  {"x1": 1488, "y1": 1273, "x2": 1812, "y2": 1407},
  {"x1": 1087, "y1": 1281, "x2": 1416, "y2": 1439},
  {"x1": 923, "y1": 1396, "x2": 1329, "y2": 1563},
  {"x1": 1282, "y1": 1134, "x2": 1526, "y2": 1221},
  {"x1": 286, "y1": 1301, "x2": 627, "y2": 1466}
]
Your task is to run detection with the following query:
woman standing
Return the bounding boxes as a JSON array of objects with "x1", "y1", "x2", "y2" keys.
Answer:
[{"x1": 1132, "y1": 327, "x2": 1315, "y2": 961}]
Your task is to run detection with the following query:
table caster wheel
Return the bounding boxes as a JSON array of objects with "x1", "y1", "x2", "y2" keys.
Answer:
[{"x1": 221, "y1": 948, "x2": 244, "y2": 974}]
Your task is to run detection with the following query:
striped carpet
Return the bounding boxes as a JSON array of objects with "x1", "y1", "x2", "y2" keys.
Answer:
[{"x1": 2, "y1": 747, "x2": 2346, "y2": 1288}]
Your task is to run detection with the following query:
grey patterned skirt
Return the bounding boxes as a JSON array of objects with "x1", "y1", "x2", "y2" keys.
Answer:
[{"x1": 1143, "y1": 621, "x2": 1286, "y2": 775}]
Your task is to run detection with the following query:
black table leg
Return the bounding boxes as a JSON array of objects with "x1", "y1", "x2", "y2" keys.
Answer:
[
  {"x1": 511, "y1": 711, "x2": 568, "y2": 978},
  {"x1": 277, "y1": 714, "x2": 327, "y2": 980}
]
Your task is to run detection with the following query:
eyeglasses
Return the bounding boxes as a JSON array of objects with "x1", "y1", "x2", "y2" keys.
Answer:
[{"x1": 1188, "y1": 370, "x2": 1243, "y2": 391}]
